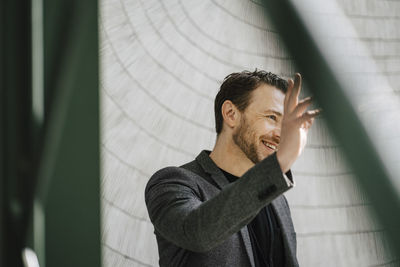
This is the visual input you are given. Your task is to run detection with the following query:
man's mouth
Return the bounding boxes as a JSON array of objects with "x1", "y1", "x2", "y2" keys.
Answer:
[{"x1": 262, "y1": 140, "x2": 277, "y2": 151}]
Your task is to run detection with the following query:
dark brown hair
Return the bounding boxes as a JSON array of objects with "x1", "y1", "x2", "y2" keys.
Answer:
[{"x1": 214, "y1": 69, "x2": 288, "y2": 135}]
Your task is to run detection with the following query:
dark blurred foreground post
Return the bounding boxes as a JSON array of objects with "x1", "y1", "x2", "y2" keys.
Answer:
[
  {"x1": 0, "y1": 0, "x2": 101, "y2": 266},
  {"x1": 262, "y1": 0, "x2": 400, "y2": 255}
]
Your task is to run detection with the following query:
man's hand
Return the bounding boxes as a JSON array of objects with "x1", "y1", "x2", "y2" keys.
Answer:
[{"x1": 276, "y1": 73, "x2": 321, "y2": 173}]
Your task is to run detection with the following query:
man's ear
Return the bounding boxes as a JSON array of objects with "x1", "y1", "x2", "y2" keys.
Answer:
[{"x1": 221, "y1": 100, "x2": 240, "y2": 130}]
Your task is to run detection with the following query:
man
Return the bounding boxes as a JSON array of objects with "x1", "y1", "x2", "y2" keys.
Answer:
[{"x1": 145, "y1": 70, "x2": 319, "y2": 267}]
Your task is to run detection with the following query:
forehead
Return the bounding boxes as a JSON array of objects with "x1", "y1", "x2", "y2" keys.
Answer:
[{"x1": 247, "y1": 83, "x2": 285, "y2": 114}]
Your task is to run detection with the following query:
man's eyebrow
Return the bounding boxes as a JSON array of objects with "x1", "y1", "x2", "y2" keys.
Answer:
[{"x1": 263, "y1": 109, "x2": 283, "y2": 116}]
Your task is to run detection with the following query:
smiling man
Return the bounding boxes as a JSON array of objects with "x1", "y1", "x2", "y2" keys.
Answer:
[{"x1": 145, "y1": 70, "x2": 319, "y2": 267}]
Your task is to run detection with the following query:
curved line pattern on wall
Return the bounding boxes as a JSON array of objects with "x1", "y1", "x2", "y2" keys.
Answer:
[{"x1": 100, "y1": 0, "x2": 400, "y2": 266}]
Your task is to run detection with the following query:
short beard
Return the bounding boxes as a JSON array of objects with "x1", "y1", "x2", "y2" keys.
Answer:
[{"x1": 232, "y1": 116, "x2": 260, "y2": 164}]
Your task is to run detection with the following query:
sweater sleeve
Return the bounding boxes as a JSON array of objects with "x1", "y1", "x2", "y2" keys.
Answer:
[{"x1": 144, "y1": 152, "x2": 294, "y2": 252}]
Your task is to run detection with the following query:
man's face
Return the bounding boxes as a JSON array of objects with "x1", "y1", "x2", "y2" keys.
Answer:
[{"x1": 232, "y1": 83, "x2": 285, "y2": 164}]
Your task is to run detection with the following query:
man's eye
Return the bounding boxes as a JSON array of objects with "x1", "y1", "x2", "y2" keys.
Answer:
[{"x1": 266, "y1": 115, "x2": 277, "y2": 121}]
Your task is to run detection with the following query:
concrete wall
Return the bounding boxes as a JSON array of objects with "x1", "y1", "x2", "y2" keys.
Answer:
[{"x1": 100, "y1": 0, "x2": 400, "y2": 266}]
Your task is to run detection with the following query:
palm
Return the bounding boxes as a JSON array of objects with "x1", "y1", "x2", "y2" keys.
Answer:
[{"x1": 276, "y1": 73, "x2": 319, "y2": 173}]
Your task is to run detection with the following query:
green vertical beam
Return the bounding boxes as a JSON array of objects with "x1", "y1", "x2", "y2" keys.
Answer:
[
  {"x1": 31, "y1": 0, "x2": 101, "y2": 266},
  {"x1": 262, "y1": 0, "x2": 400, "y2": 254},
  {"x1": 31, "y1": 0, "x2": 45, "y2": 263},
  {"x1": 0, "y1": 1, "x2": 4, "y2": 264},
  {"x1": 1, "y1": 0, "x2": 33, "y2": 267},
  {"x1": 1, "y1": 0, "x2": 100, "y2": 266}
]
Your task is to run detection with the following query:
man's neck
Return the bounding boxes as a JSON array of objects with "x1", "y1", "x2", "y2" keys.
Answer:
[{"x1": 209, "y1": 134, "x2": 255, "y2": 177}]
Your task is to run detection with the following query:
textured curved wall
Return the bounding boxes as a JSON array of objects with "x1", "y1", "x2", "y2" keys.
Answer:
[{"x1": 100, "y1": 0, "x2": 400, "y2": 266}]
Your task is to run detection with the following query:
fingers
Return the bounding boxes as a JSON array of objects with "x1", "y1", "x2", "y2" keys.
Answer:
[
  {"x1": 284, "y1": 78, "x2": 294, "y2": 111},
  {"x1": 302, "y1": 117, "x2": 314, "y2": 130},
  {"x1": 286, "y1": 73, "x2": 302, "y2": 112},
  {"x1": 294, "y1": 96, "x2": 313, "y2": 116},
  {"x1": 293, "y1": 73, "x2": 302, "y2": 100},
  {"x1": 297, "y1": 109, "x2": 322, "y2": 126},
  {"x1": 285, "y1": 74, "x2": 319, "y2": 128}
]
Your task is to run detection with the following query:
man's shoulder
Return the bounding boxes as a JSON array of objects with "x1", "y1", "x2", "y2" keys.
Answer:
[
  {"x1": 145, "y1": 157, "x2": 201, "y2": 187},
  {"x1": 180, "y1": 158, "x2": 204, "y2": 174},
  {"x1": 147, "y1": 165, "x2": 196, "y2": 184},
  {"x1": 149, "y1": 150, "x2": 209, "y2": 182}
]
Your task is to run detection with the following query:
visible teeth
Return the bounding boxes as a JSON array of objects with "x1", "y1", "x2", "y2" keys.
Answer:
[{"x1": 263, "y1": 141, "x2": 276, "y2": 150}]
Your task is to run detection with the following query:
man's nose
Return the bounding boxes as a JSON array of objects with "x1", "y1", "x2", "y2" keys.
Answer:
[{"x1": 272, "y1": 127, "x2": 281, "y2": 142}]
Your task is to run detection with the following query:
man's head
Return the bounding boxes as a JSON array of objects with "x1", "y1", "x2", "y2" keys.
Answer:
[{"x1": 214, "y1": 70, "x2": 288, "y2": 163}]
